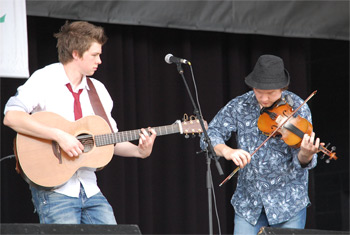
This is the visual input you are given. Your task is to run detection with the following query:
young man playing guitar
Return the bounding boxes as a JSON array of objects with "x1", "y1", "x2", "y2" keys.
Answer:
[{"x1": 3, "y1": 21, "x2": 157, "y2": 224}]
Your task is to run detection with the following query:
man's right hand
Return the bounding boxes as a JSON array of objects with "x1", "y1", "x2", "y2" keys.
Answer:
[
  {"x1": 55, "y1": 129, "x2": 84, "y2": 157},
  {"x1": 214, "y1": 144, "x2": 251, "y2": 168}
]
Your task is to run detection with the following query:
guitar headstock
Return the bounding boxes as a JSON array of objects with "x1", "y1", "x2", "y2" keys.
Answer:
[{"x1": 180, "y1": 114, "x2": 208, "y2": 138}]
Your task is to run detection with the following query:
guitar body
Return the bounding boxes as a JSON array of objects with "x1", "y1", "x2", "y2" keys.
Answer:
[{"x1": 16, "y1": 112, "x2": 114, "y2": 188}]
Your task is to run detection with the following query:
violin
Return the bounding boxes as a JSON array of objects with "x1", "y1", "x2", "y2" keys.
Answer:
[
  {"x1": 219, "y1": 91, "x2": 338, "y2": 187},
  {"x1": 258, "y1": 96, "x2": 337, "y2": 159}
]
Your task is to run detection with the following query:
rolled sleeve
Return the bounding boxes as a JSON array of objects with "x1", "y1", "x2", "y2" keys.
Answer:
[{"x1": 4, "y1": 96, "x2": 30, "y2": 114}]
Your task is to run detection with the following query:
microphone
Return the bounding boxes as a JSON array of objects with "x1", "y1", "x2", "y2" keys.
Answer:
[{"x1": 165, "y1": 54, "x2": 190, "y2": 65}]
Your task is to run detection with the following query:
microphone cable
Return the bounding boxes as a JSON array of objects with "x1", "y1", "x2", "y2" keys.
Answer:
[{"x1": 188, "y1": 63, "x2": 222, "y2": 235}]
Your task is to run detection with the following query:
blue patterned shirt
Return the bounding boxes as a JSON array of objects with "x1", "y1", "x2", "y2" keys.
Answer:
[{"x1": 201, "y1": 90, "x2": 317, "y2": 225}]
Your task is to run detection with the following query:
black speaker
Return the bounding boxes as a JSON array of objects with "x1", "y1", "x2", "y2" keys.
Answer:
[
  {"x1": 0, "y1": 223, "x2": 141, "y2": 234},
  {"x1": 258, "y1": 226, "x2": 349, "y2": 235}
]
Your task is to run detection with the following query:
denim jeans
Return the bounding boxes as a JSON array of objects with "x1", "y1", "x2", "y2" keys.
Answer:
[
  {"x1": 30, "y1": 184, "x2": 117, "y2": 224},
  {"x1": 234, "y1": 207, "x2": 306, "y2": 235}
]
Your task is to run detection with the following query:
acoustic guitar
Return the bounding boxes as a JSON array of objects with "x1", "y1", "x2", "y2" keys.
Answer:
[{"x1": 15, "y1": 111, "x2": 207, "y2": 188}]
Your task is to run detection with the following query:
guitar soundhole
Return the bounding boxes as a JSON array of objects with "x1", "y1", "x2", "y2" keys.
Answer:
[{"x1": 77, "y1": 134, "x2": 94, "y2": 153}]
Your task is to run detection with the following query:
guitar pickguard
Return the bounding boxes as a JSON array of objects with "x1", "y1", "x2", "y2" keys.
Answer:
[{"x1": 51, "y1": 141, "x2": 62, "y2": 164}]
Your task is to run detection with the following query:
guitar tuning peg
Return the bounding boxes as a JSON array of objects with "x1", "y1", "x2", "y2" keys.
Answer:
[
  {"x1": 185, "y1": 134, "x2": 189, "y2": 139},
  {"x1": 191, "y1": 133, "x2": 196, "y2": 138},
  {"x1": 183, "y1": 113, "x2": 189, "y2": 122}
]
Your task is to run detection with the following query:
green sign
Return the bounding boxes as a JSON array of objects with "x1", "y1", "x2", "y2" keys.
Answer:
[{"x1": 0, "y1": 14, "x2": 6, "y2": 23}]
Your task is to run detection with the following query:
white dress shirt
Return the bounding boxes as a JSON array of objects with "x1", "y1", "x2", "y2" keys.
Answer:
[{"x1": 4, "y1": 63, "x2": 118, "y2": 198}]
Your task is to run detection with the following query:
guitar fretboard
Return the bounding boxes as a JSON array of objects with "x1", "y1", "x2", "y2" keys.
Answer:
[{"x1": 94, "y1": 123, "x2": 181, "y2": 147}]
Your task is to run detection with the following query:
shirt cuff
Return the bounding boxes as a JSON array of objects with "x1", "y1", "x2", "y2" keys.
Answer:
[{"x1": 293, "y1": 152, "x2": 317, "y2": 170}]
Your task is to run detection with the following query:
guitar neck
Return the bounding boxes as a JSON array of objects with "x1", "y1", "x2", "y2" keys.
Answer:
[{"x1": 94, "y1": 123, "x2": 181, "y2": 147}]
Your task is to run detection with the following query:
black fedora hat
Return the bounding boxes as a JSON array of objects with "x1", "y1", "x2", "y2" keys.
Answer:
[{"x1": 245, "y1": 55, "x2": 290, "y2": 90}]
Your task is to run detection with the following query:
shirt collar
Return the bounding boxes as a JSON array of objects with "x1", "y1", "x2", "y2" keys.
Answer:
[
  {"x1": 247, "y1": 90, "x2": 289, "y2": 107},
  {"x1": 58, "y1": 63, "x2": 89, "y2": 91},
  {"x1": 247, "y1": 90, "x2": 259, "y2": 106}
]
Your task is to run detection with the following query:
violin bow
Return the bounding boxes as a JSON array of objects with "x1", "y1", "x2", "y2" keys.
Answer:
[{"x1": 219, "y1": 91, "x2": 317, "y2": 187}]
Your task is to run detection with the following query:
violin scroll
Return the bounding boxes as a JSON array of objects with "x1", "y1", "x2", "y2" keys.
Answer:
[{"x1": 320, "y1": 144, "x2": 337, "y2": 163}]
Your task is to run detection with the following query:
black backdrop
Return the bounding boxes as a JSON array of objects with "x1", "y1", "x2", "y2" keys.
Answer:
[{"x1": 1, "y1": 16, "x2": 349, "y2": 234}]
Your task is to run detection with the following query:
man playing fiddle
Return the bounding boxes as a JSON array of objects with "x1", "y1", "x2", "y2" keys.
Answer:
[{"x1": 200, "y1": 55, "x2": 320, "y2": 234}]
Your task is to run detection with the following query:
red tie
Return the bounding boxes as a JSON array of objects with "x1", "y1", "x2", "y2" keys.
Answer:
[{"x1": 66, "y1": 83, "x2": 83, "y2": 120}]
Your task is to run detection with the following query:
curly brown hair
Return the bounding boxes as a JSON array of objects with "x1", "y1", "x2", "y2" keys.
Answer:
[{"x1": 54, "y1": 21, "x2": 108, "y2": 64}]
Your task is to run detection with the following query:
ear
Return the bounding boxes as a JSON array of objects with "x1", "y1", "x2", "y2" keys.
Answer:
[{"x1": 72, "y1": 50, "x2": 80, "y2": 60}]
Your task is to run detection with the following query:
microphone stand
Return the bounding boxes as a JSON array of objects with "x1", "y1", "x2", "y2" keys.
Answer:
[{"x1": 176, "y1": 63, "x2": 223, "y2": 235}]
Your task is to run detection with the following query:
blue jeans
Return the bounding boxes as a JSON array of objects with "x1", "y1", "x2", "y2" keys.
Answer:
[
  {"x1": 234, "y1": 207, "x2": 306, "y2": 235},
  {"x1": 30, "y1": 184, "x2": 117, "y2": 224}
]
